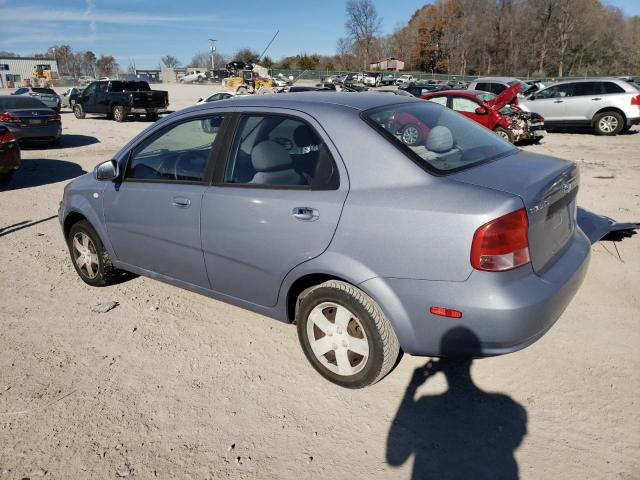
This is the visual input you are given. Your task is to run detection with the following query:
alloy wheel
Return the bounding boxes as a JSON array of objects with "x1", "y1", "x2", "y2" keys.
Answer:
[
  {"x1": 598, "y1": 115, "x2": 618, "y2": 133},
  {"x1": 401, "y1": 125, "x2": 420, "y2": 145},
  {"x1": 306, "y1": 302, "x2": 370, "y2": 376},
  {"x1": 72, "y1": 232, "x2": 99, "y2": 279}
]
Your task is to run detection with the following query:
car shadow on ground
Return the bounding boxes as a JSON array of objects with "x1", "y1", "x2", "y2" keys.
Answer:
[
  {"x1": 19, "y1": 135, "x2": 100, "y2": 150},
  {"x1": 387, "y1": 327, "x2": 527, "y2": 480},
  {"x1": 0, "y1": 159, "x2": 86, "y2": 191},
  {"x1": 547, "y1": 128, "x2": 638, "y2": 136}
]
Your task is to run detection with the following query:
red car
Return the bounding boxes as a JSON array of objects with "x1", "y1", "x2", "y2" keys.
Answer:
[
  {"x1": 0, "y1": 125, "x2": 20, "y2": 183},
  {"x1": 420, "y1": 85, "x2": 545, "y2": 144}
]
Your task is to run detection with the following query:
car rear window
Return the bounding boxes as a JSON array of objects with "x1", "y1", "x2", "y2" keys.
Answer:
[
  {"x1": 109, "y1": 81, "x2": 150, "y2": 92},
  {"x1": 363, "y1": 102, "x2": 516, "y2": 174},
  {"x1": 32, "y1": 88, "x2": 56, "y2": 94},
  {"x1": 0, "y1": 97, "x2": 48, "y2": 110}
]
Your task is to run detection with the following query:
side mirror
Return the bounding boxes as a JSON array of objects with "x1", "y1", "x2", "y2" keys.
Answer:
[
  {"x1": 95, "y1": 159, "x2": 119, "y2": 181},
  {"x1": 475, "y1": 106, "x2": 487, "y2": 115},
  {"x1": 528, "y1": 95, "x2": 536, "y2": 101},
  {"x1": 197, "y1": 97, "x2": 203, "y2": 102}
]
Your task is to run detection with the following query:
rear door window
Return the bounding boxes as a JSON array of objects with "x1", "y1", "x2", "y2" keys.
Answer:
[
  {"x1": 223, "y1": 115, "x2": 338, "y2": 189},
  {"x1": 452, "y1": 97, "x2": 479, "y2": 113},
  {"x1": 426, "y1": 96, "x2": 448, "y2": 106},
  {"x1": 489, "y1": 83, "x2": 507, "y2": 94},
  {"x1": 571, "y1": 82, "x2": 600, "y2": 96},
  {"x1": 535, "y1": 84, "x2": 571, "y2": 99},
  {"x1": 126, "y1": 115, "x2": 224, "y2": 182}
]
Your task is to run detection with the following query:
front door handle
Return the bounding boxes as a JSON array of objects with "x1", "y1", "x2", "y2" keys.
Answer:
[
  {"x1": 591, "y1": 97, "x2": 602, "y2": 101},
  {"x1": 172, "y1": 196, "x2": 191, "y2": 208},
  {"x1": 553, "y1": 100, "x2": 564, "y2": 103},
  {"x1": 292, "y1": 207, "x2": 319, "y2": 221}
]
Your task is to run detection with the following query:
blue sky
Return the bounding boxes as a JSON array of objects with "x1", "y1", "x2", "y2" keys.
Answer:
[{"x1": 0, "y1": 0, "x2": 638, "y2": 69}]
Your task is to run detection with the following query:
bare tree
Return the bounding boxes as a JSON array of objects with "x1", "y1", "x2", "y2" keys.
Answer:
[
  {"x1": 232, "y1": 48, "x2": 260, "y2": 63},
  {"x1": 345, "y1": 0, "x2": 382, "y2": 69},
  {"x1": 161, "y1": 55, "x2": 181, "y2": 68},
  {"x1": 96, "y1": 55, "x2": 118, "y2": 77}
]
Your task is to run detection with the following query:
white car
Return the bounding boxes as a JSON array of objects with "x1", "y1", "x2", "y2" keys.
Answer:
[
  {"x1": 196, "y1": 91, "x2": 236, "y2": 104},
  {"x1": 395, "y1": 75, "x2": 414, "y2": 86},
  {"x1": 181, "y1": 71, "x2": 209, "y2": 84}
]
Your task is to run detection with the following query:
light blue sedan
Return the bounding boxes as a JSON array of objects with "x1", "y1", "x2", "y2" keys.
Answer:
[
  {"x1": 58, "y1": 93, "x2": 638, "y2": 388},
  {"x1": 11, "y1": 87, "x2": 61, "y2": 112}
]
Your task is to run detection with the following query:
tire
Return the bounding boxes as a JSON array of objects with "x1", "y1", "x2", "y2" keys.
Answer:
[
  {"x1": 236, "y1": 86, "x2": 248, "y2": 95},
  {"x1": 146, "y1": 112, "x2": 159, "y2": 122},
  {"x1": 67, "y1": 220, "x2": 121, "y2": 287},
  {"x1": 594, "y1": 111, "x2": 623, "y2": 136},
  {"x1": 113, "y1": 105, "x2": 127, "y2": 122},
  {"x1": 49, "y1": 137, "x2": 60, "y2": 147},
  {"x1": 494, "y1": 126, "x2": 515, "y2": 143},
  {"x1": 73, "y1": 104, "x2": 85, "y2": 119},
  {"x1": 400, "y1": 124, "x2": 421, "y2": 146},
  {"x1": 296, "y1": 280, "x2": 401, "y2": 388}
]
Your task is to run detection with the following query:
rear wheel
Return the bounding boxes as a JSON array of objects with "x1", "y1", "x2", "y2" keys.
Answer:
[
  {"x1": 113, "y1": 105, "x2": 127, "y2": 122},
  {"x1": 146, "y1": 112, "x2": 159, "y2": 122},
  {"x1": 67, "y1": 221, "x2": 122, "y2": 287},
  {"x1": 494, "y1": 126, "x2": 515, "y2": 143},
  {"x1": 73, "y1": 104, "x2": 85, "y2": 119},
  {"x1": 296, "y1": 280, "x2": 401, "y2": 388},
  {"x1": 594, "y1": 111, "x2": 623, "y2": 135}
]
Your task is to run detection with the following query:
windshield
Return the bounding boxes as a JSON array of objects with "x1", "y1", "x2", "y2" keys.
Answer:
[{"x1": 363, "y1": 102, "x2": 517, "y2": 174}]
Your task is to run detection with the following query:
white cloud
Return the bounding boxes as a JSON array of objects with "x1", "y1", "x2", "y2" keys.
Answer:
[
  {"x1": 1, "y1": 6, "x2": 219, "y2": 26},
  {"x1": 85, "y1": 0, "x2": 97, "y2": 34}
]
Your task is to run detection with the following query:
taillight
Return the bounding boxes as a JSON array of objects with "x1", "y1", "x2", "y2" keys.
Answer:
[
  {"x1": 47, "y1": 113, "x2": 61, "y2": 122},
  {"x1": 0, "y1": 128, "x2": 16, "y2": 143},
  {"x1": 631, "y1": 95, "x2": 640, "y2": 106},
  {"x1": 0, "y1": 112, "x2": 21, "y2": 124},
  {"x1": 28, "y1": 92, "x2": 39, "y2": 96},
  {"x1": 471, "y1": 208, "x2": 531, "y2": 272}
]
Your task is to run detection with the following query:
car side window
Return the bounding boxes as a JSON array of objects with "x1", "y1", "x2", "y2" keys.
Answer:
[
  {"x1": 126, "y1": 115, "x2": 224, "y2": 182},
  {"x1": 571, "y1": 82, "x2": 600, "y2": 96},
  {"x1": 15, "y1": 88, "x2": 28, "y2": 94},
  {"x1": 489, "y1": 83, "x2": 506, "y2": 94},
  {"x1": 427, "y1": 96, "x2": 448, "y2": 106},
  {"x1": 602, "y1": 82, "x2": 625, "y2": 94},
  {"x1": 475, "y1": 82, "x2": 490, "y2": 93},
  {"x1": 84, "y1": 83, "x2": 97, "y2": 95},
  {"x1": 223, "y1": 114, "x2": 339, "y2": 189},
  {"x1": 535, "y1": 84, "x2": 571, "y2": 99},
  {"x1": 452, "y1": 97, "x2": 479, "y2": 113}
]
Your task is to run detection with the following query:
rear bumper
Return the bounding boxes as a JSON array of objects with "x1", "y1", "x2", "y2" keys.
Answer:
[
  {"x1": 130, "y1": 107, "x2": 167, "y2": 114},
  {"x1": 8, "y1": 123, "x2": 61, "y2": 141},
  {"x1": 360, "y1": 228, "x2": 591, "y2": 357}
]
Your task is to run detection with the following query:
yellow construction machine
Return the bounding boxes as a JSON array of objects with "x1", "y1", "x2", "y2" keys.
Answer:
[{"x1": 225, "y1": 69, "x2": 273, "y2": 95}]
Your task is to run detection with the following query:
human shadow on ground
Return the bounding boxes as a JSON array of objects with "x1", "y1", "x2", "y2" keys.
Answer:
[
  {"x1": 387, "y1": 327, "x2": 527, "y2": 480},
  {"x1": 0, "y1": 158, "x2": 85, "y2": 191}
]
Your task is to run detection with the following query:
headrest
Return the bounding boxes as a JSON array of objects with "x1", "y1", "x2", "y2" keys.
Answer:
[
  {"x1": 251, "y1": 141, "x2": 292, "y2": 172},
  {"x1": 293, "y1": 124, "x2": 316, "y2": 147},
  {"x1": 425, "y1": 126, "x2": 453, "y2": 153}
]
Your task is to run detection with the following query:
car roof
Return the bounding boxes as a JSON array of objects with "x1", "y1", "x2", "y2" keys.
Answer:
[
  {"x1": 551, "y1": 77, "x2": 627, "y2": 84},
  {"x1": 471, "y1": 77, "x2": 519, "y2": 83},
  {"x1": 186, "y1": 92, "x2": 418, "y2": 114}
]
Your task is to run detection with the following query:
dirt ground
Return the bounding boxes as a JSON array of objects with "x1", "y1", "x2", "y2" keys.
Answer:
[{"x1": 1, "y1": 84, "x2": 639, "y2": 480}]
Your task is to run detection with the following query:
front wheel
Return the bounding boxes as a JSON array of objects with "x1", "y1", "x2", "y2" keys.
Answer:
[
  {"x1": 494, "y1": 126, "x2": 515, "y2": 143},
  {"x1": 112, "y1": 105, "x2": 127, "y2": 122},
  {"x1": 296, "y1": 280, "x2": 401, "y2": 388},
  {"x1": 67, "y1": 220, "x2": 123, "y2": 287},
  {"x1": 594, "y1": 111, "x2": 624, "y2": 135},
  {"x1": 73, "y1": 104, "x2": 85, "y2": 119}
]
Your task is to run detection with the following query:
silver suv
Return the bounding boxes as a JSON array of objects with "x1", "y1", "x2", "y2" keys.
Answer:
[{"x1": 519, "y1": 78, "x2": 640, "y2": 135}]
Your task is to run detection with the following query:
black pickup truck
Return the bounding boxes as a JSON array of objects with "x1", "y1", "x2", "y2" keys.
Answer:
[{"x1": 73, "y1": 80, "x2": 169, "y2": 122}]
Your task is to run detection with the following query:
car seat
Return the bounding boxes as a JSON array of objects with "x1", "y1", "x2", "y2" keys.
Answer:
[{"x1": 250, "y1": 140, "x2": 306, "y2": 186}]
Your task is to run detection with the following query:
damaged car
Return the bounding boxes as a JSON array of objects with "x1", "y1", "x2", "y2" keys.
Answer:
[{"x1": 421, "y1": 84, "x2": 545, "y2": 144}]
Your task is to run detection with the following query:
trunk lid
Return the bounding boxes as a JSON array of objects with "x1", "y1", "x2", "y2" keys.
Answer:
[
  {"x1": 7, "y1": 108, "x2": 58, "y2": 127},
  {"x1": 451, "y1": 150, "x2": 579, "y2": 273}
]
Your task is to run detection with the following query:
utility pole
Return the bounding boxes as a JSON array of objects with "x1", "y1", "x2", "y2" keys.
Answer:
[{"x1": 208, "y1": 39, "x2": 217, "y2": 72}]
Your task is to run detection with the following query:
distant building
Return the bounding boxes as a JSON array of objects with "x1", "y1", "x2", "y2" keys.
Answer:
[
  {"x1": 0, "y1": 57, "x2": 60, "y2": 88},
  {"x1": 134, "y1": 69, "x2": 161, "y2": 83},
  {"x1": 370, "y1": 58, "x2": 405, "y2": 72}
]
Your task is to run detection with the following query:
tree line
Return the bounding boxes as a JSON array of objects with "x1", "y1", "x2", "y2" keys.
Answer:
[{"x1": 3, "y1": 0, "x2": 638, "y2": 78}]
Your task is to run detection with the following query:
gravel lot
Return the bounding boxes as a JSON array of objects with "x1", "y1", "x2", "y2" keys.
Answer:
[{"x1": 1, "y1": 84, "x2": 639, "y2": 480}]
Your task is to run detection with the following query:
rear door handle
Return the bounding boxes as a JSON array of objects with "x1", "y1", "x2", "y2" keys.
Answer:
[
  {"x1": 591, "y1": 97, "x2": 602, "y2": 101},
  {"x1": 172, "y1": 196, "x2": 191, "y2": 208},
  {"x1": 553, "y1": 100, "x2": 564, "y2": 103},
  {"x1": 292, "y1": 207, "x2": 319, "y2": 221}
]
